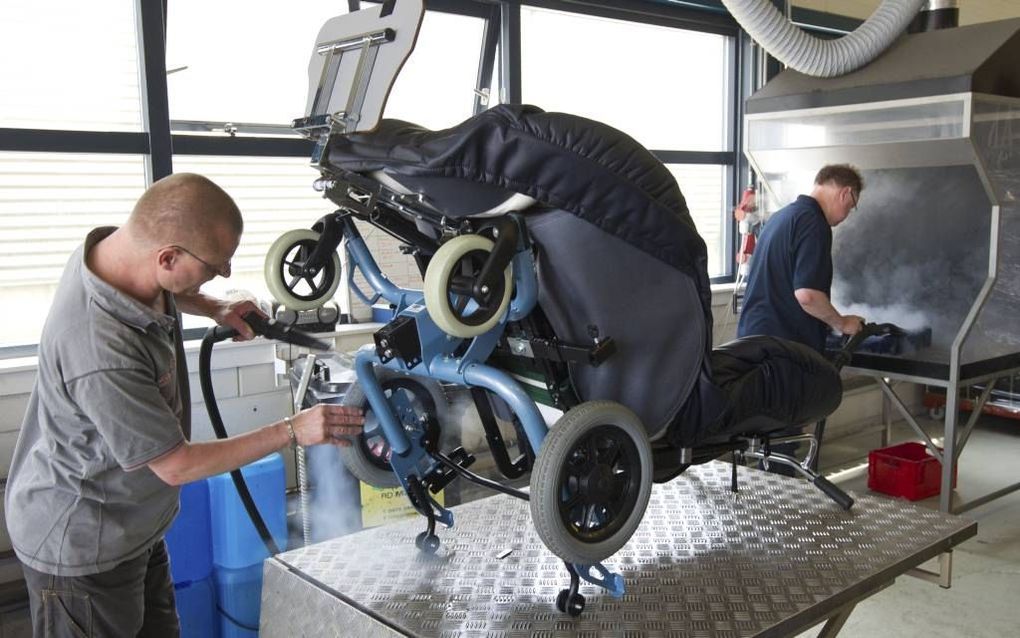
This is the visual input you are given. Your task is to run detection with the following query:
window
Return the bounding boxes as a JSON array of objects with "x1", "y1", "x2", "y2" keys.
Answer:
[
  {"x1": 520, "y1": 5, "x2": 735, "y2": 278},
  {"x1": 521, "y1": 7, "x2": 729, "y2": 151},
  {"x1": 0, "y1": 0, "x2": 142, "y2": 132},
  {"x1": 383, "y1": 11, "x2": 487, "y2": 129},
  {"x1": 666, "y1": 164, "x2": 727, "y2": 276},
  {"x1": 167, "y1": 2, "x2": 486, "y2": 130},
  {"x1": 1, "y1": 0, "x2": 746, "y2": 353},
  {"x1": 167, "y1": 3, "x2": 487, "y2": 325},
  {"x1": 167, "y1": 1, "x2": 346, "y2": 126},
  {"x1": 0, "y1": 153, "x2": 147, "y2": 347}
]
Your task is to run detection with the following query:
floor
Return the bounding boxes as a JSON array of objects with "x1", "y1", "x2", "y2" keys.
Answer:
[
  {"x1": 1, "y1": 413, "x2": 1018, "y2": 637},
  {"x1": 796, "y1": 414, "x2": 1020, "y2": 637}
]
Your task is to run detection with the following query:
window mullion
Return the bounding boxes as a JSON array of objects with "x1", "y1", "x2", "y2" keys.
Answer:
[{"x1": 136, "y1": 0, "x2": 173, "y2": 184}]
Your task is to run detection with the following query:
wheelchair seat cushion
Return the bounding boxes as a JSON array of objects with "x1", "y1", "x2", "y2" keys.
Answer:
[{"x1": 703, "y1": 335, "x2": 843, "y2": 441}]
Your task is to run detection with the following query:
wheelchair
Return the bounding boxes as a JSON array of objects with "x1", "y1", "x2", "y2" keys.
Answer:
[{"x1": 265, "y1": 0, "x2": 861, "y2": 615}]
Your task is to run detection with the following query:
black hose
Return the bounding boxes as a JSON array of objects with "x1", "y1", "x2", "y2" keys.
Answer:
[{"x1": 199, "y1": 325, "x2": 281, "y2": 556}]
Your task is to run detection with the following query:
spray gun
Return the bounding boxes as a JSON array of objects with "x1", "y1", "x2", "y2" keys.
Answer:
[{"x1": 208, "y1": 311, "x2": 333, "y2": 351}]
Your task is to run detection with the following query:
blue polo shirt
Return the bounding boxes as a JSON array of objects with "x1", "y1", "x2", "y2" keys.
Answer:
[{"x1": 738, "y1": 195, "x2": 833, "y2": 353}]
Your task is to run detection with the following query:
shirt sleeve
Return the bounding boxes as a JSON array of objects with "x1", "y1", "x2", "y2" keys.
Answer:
[
  {"x1": 791, "y1": 213, "x2": 833, "y2": 292},
  {"x1": 66, "y1": 367, "x2": 186, "y2": 471}
]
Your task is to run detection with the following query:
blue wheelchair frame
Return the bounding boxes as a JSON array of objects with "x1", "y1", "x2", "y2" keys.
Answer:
[{"x1": 338, "y1": 214, "x2": 626, "y2": 597}]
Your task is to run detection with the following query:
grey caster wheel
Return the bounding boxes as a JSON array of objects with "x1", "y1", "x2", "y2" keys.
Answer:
[{"x1": 264, "y1": 228, "x2": 342, "y2": 310}]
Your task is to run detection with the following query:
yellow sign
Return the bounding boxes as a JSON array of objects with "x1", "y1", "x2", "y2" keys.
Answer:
[{"x1": 359, "y1": 482, "x2": 444, "y2": 528}]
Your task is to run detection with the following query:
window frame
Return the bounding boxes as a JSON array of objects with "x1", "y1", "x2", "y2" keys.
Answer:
[
  {"x1": 0, "y1": 0, "x2": 862, "y2": 356},
  {"x1": 516, "y1": 0, "x2": 741, "y2": 282}
]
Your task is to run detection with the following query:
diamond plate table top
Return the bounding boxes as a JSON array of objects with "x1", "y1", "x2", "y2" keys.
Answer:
[{"x1": 261, "y1": 461, "x2": 976, "y2": 638}]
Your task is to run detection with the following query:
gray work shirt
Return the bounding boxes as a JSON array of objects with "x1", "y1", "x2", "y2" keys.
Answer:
[{"x1": 5, "y1": 227, "x2": 190, "y2": 576}]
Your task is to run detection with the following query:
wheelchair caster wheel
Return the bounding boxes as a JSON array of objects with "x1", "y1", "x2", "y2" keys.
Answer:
[
  {"x1": 265, "y1": 228, "x2": 342, "y2": 311},
  {"x1": 423, "y1": 234, "x2": 513, "y2": 338},
  {"x1": 415, "y1": 531, "x2": 440, "y2": 554},
  {"x1": 556, "y1": 589, "x2": 585, "y2": 616}
]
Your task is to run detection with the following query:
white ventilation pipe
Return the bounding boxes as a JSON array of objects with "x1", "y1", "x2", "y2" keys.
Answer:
[{"x1": 721, "y1": 0, "x2": 927, "y2": 78}]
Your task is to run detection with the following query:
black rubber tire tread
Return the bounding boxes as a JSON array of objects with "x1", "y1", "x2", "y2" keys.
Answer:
[
  {"x1": 339, "y1": 370, "x2": 449, "y2": 488},
  {"x1": 529, "y1": 400, "x2": 652, "y2": 565}
]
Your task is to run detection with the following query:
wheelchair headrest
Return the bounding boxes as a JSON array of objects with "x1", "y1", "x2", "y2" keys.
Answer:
[{"x1": 301, "y1": 0, "x2": 424, "y2": 134}]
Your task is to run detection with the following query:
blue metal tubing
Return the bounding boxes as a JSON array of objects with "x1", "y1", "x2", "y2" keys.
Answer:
[
  {"x1": 345, "y1": 232, "x2": 417, "y2": 307},
  {"x1": 429, "y1": 357, "x2": 548, "y2": 452},
  {"x1": 355, "y1": 349, "x2": 412, "y2": 455},
  {"x1": 506, "y1": 249, "x2": 538, "y2": 322}
]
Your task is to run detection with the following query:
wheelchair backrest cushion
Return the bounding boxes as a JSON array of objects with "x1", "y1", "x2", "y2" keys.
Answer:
[{"x1": 528, "y1": 209, "x2": 707, "y2": 438}]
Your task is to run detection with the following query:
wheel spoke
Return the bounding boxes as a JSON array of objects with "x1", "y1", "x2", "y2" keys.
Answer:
[
  {"x1": 303, "y1": 274, "x2": 319, "y2": 291},
  {"x1": 609, "y1": 474, "x2": 630, "y2": 501},
  {"x1": 448, "y1": 274, "x2": 474, "y2": 297},
  {"x1": 601, "y1": 440, "x2": 621, "y2": 467},
  {"x1": 601, "y1": 503, "x2": 616, "y2": 523},
  {"x1": 562, "y1": 491, "x2": 583, "y2": 512},
  {"x1": 582, "y1": 504, "x2": 597, "y2": 530},
  {"x1": 453, "y1": 293, "x2": 470, "y2": 315},
  {"x1": 585, "y1": 437, "x2": 600, "y2": 469}
]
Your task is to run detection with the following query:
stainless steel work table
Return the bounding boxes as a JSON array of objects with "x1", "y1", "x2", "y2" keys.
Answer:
[{"x1": 260, "y1": 461, "x2": 976, "y2": 637}]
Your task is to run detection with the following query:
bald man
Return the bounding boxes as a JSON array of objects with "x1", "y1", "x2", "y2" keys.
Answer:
[{"x1": 5, "y1": 173, "x2": 363, "y2": 637}]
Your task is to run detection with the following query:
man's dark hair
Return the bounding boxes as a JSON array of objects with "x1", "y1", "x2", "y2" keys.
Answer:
[{"x1": 814, "y1": 164, "x2": 863, "y2": 194}]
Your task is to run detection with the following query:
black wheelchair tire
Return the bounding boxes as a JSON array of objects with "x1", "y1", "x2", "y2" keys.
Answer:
[{"x1": 529, "y1": 401, "x2": 652, "y2": 565}]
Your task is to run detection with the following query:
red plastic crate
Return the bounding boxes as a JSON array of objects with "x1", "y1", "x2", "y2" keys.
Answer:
[{"x1": 867, "y1": 442, "x2": 957, "y2": 501}]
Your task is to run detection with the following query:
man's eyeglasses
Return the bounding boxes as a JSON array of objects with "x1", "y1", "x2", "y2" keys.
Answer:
[
  {"x1": 172, "y1": 245, "x2": 231, "y2": 278},
  {"x1": 849, "y1": 189, "x2": 859, "y2": 211}
]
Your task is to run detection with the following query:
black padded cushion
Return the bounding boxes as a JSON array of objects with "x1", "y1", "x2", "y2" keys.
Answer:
[
  {"x1": 703, "y1": 336, "x2": 843, "y2": 441},
  {"x1": 325, "y1": 104, "x2": 711, "y2": 313}
]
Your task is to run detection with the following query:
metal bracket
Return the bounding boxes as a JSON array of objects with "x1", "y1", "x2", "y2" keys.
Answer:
[{"x1": 907, "y1": 550, "x2": 953, "y2": 588}]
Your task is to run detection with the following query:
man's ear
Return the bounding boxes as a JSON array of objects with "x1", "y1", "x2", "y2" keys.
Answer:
[{"x1": 155, "y1": 246, "x2": 177, "y2": 271}]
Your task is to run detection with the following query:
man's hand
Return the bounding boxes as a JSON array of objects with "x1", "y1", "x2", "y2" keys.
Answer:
[
  {"x1": 840, "y1": 314, "x2": 865, "y2": 336},
  {"x1": 291, "y1": 404, "x2": 364, "y2": 447},
  {"x1": 212, "y1": 298, "x2": 264, "y2": 341}
]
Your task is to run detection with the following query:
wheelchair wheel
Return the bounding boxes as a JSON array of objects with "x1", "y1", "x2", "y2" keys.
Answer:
[
  {"x1": 529, "y1": 401, "x2": 653, "y2": 565},
  {"x1": 339, "y1": 371, "x2": 449, "y2": 488},
  {"x1": 423, "y1": 234, "x2": 513, "y2": 338},
  {"x1": 265, "y1": 228, "x2": 342, "y2": 311}
]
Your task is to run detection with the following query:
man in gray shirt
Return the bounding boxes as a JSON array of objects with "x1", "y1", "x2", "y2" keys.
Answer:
[{"x1": 5, "y1": 173, "x2": 363, "y2": 637}]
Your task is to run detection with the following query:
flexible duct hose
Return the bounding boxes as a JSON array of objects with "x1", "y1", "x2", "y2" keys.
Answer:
[{"x1": 721, "y1": 0, "x2": 926, "y2": 77}]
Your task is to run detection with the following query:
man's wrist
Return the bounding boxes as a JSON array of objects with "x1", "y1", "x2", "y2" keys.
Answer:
[{"x1": 283, "y1": 416, "x2": 298, "y2": 449}]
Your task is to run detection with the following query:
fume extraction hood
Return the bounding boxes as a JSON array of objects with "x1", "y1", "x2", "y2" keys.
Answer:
[{"x1": 744, "y1": 17, "x2": 1020, "y2": 515}]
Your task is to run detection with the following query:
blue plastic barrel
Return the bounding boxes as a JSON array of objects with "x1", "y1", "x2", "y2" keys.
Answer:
[
  {"x1": 207, "y1": 453, "x2": 287, "y2": 569},
  {"x1": 174, "y1": 577, "x2": 218, "y2": 638},
  {"x1": 214, "y1": 563, "x2": 263, "y2": 637},
  {"x1": 165, "y1": 480, "x2": 213, "y2": 584}
]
